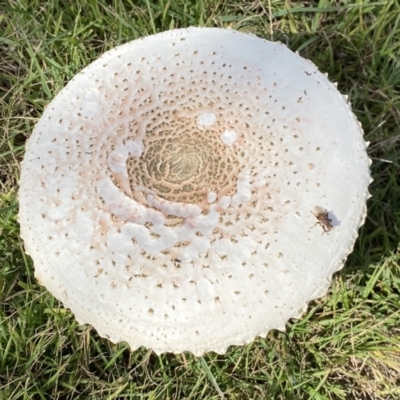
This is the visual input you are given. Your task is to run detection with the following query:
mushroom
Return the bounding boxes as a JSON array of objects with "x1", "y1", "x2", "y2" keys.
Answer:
[{"x1": 18, "y1": 28, "x2": 371, "y2": 355}]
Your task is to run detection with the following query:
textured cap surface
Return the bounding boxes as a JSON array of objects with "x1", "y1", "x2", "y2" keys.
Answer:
[{"x1": 19, "y1": 28, "x2": 371, "y2": 355}]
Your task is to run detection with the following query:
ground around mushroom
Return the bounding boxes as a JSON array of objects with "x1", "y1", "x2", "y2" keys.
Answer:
[{"x1": 1, "y1": 1, "x2": 400, "y2": 399}]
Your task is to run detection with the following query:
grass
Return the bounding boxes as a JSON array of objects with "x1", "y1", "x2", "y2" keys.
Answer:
[{"x1": 1, "y1": 0, "x2": 400, "y2": 398}]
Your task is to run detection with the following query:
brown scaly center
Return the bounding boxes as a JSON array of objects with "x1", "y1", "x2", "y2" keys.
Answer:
[{"x1": 127, "y1": 116, "x2": 242, "y2": 206}]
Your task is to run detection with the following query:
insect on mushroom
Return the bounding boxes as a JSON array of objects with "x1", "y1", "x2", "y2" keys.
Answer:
[{"x1": 312, "y1": 206, "x2": 333, "y2": 234}]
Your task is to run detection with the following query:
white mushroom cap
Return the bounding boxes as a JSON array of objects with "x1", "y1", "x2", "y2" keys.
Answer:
[{"x1": 18, "y1": 28, "x2": 371, "y2": 355}]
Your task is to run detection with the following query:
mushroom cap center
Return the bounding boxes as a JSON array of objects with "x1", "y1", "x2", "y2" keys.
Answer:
[{"x1": 127, "y1": 114, "x2": 241, "y2": 207}]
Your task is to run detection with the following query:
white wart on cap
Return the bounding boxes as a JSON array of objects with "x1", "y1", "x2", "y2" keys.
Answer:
[{"x1": 18, "y1": 28, "x2": 371, "y2": 355}]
